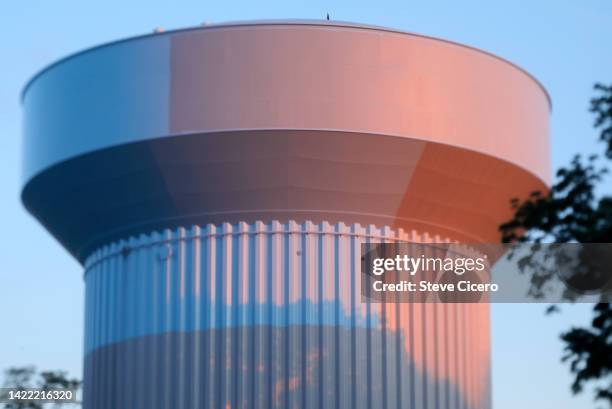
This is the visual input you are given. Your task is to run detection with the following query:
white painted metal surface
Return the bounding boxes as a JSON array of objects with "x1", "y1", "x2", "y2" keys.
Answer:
[{"x1": 84, "y1": 220, "x2": 491, "y2": 409}]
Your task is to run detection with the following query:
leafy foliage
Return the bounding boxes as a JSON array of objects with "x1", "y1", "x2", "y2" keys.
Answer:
[
  {"x1": 561, "y1": 303, "x2": 612, "y2": 403},
  {"x1": 1, "y1": 366, "x2": 81, "y2": 409},
  {"x1": 591, "y1": 83, "x2": 612, "y2": 159},
  {"x1": 500, "y1": 155, "x2": 609, "y2": 244},
  {"x1": 500, "y1": 83, "x2": 612, "y2": 406}
]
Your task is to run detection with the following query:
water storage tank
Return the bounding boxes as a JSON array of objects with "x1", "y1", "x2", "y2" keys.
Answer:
[{"x1": 21, "y1": 20, "x2": 550, "y2": 409}]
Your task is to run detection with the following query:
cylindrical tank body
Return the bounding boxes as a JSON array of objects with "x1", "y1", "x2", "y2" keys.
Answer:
[
  {"x1": 21, "y1": 20, "x2": 550, "y2": 409},
  {"x1": 83, "y1": 222, "x2": 491, "y2": 409}
]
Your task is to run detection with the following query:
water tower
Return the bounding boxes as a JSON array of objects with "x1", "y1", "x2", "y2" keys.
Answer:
[{"x1": 21, "y1": 20, "x2": 550, "y2": 409}]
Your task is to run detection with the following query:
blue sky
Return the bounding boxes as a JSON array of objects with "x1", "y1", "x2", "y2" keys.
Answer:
[{"x1": 0, "y1": 1, "x2": 610, "y2": 408}]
